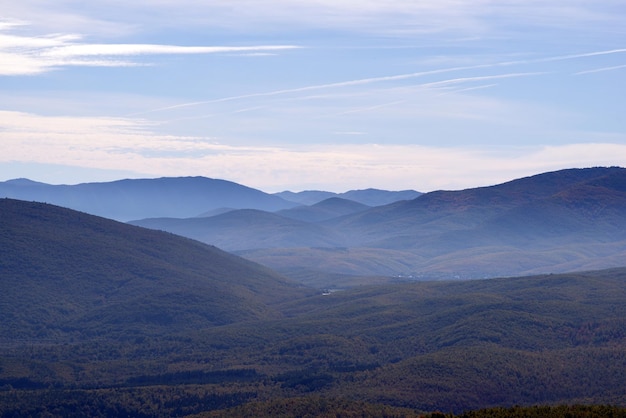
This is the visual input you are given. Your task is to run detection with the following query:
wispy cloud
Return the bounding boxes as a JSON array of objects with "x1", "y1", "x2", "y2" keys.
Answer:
[
  {"x1": 0, "y1": 23, "x2": 299, "y2": 76},
  {"x1": 22, "y1": 0, "x2": 619, "y2": 37},
  {"x1": 132, "y1": 47, "x2": 626, "y2": 117},
  {"x1": 40, "y1": 44, "x2": 298, "y2": 58},
  {"x1": 131, "y1": 65, "x2": 537, "y2": 116},
  {"x1": 575, "y1": 64, "x2": 626, "y2": 75}
]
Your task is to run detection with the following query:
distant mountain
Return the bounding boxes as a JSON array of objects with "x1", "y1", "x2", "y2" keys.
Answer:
[
  {"x1": 0, "y1": 176, "x2": 297, "y2": 221},
  {"x1": 0, "y1": 198, "x2": 306, "y2": 341},
  {"x1": 129, "y1": 197, "x2": 370, "y2": 252},
  {"x1": 129, "y1": 168, "x2": 626, "y2": 281},
  {"x1": 276, "y1": 197, "x2": 371, "y2": 222},
  {"x1": 274, "y1": 190, "x2": 337, "y2": 205},
  {"x1": 130, "y1": 209, "x2": 346, "y2": 251},
  {"x1": 195, "y1": 207, "x2": 239, "y2": 217},
  {"x1": 7, "y1": 168, "x2": 624, "y2": 285},
  {"x1": 246, "y1": 167, "x2": 626, "y2": 280},
  {"x1": 339, "y1": 188, "x2": 422, "y2": 206},
  {"x1": 275, "y1": 188, "x2": 421, "y2": 206},
  {"x1": 328, "y1": 166, "x2": 626, "y2": 247}
]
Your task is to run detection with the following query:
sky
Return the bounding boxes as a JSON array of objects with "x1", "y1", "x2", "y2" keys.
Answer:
[{"x1": 1, "y1": 1, "x2": 625, "y2": 192}]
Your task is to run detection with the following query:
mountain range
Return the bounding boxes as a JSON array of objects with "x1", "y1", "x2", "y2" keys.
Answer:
[
  {"x1": 274, "y1": 188, "x2": 422, "y2": 206},
  {"x1": 129, "y1": 167, "x2": 626, "y2": 283},
  {"x1": 0, "y1": 177, "x2": 297, "y2": 222},
  {"x1": 3, "y1": 167, "x2": 626, "y2": 284},
  {"x1": 1, "y1": 197, "x2": 625, "y2": 415},
  {"x1": 0, "y1": 177, "x2": 419, "y2": 222}
]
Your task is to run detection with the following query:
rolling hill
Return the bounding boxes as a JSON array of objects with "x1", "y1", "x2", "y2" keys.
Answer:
[
  {"x1": 130, "y1": 209, "x2": 346, "y2": 251},
  {"x1": 0, "y1": 176, "x2": 297, "y2": 221},
  {"x1": 128, "y1": 167, "x2": 626, "y2": 282},
  {"x1": 270, "y1": 197, "x2": 370, "y2": 222},
  {"x1": 0, "y1": 198, "x2": 307, "y2": 342}
]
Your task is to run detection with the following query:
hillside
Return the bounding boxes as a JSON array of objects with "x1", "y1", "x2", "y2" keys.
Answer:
[
  {"x1": 269, "y1": 167, "x2": 626, "y2": 279},
  {"x1": 327, "y1": 166, "x2": 626, "y2": 244},
  {"x1": 0, "y1": 198, "x2": 307, "y2": 342},
  {"x1": 130, "y1": 209, "x2": 346, "y2": 251},
  {"x1": 339, "y1": 188, "x2": 422, "y2": 206},
  {"x1": 0, "y1": 177, "x2": 297, "y2": 221},
  {"x1": 275, "y1": 197, "x2": 371, "y2": 222}
]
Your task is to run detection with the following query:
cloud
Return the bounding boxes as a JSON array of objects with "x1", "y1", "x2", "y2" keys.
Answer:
[
  {"x1": 0, "y1": 23, "x2": 299, "y2": 76},
  {"x1": 96, "y1": 1, "x2": 626, "y2": 35},
  {"x1": 40, "y1": 44, "x2": 298, "y2": 58},
  {"x1": 132, "y1": 47, "x2": 626, "y2": 117},
  {"x1": 132, "y1": 65, "x2": 544, "y2": 116},
  {"x1": 575, "y1": 64, "x2": 626, "y2": 75},
  {"x1": 2, "y1": 110, "x2": 625, "y2": 192},
  {"x1": 6, "y1": 1, "x2": 623, "y2": 41}
]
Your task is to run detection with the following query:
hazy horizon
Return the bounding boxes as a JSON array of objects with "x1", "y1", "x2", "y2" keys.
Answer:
[
  {"x1": 5, "y1": 166, "x2": 623, "y2": 195},
  {"x1": 2, "y1": 1, "x2": 625, "y2": 192}
]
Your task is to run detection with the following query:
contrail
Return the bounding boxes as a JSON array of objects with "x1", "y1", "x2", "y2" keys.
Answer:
[
  {"x1": 127, "y1": 64, "x2": 498, "y2": 116},
  {"x1": 128, "y1": 48, "x2": 626, "y2": 117},
  {"x1": 575, "y1": 64, "x2": 626, "y2": 75},
  {"x1": 315, "y1": 73, "x2": 543, "y2": 119}
]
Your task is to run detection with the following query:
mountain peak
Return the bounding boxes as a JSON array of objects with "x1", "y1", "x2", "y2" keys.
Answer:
[{"x1": 2, "y1": 178, "x2": 47, "y2": 186}]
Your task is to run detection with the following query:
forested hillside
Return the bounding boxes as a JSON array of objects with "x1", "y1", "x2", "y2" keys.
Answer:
[
  {"x1": 1, "y1": 198, "x2": 626, "y2": 415},
  {"x1": 0, "y1": 198, "x2": 307, "y2": 342}
]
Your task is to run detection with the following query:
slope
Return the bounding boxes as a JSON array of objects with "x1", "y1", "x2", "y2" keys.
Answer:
[
  {"x1": 0, "y1": 198, "x2": 307, "y2": 342},
  {"x1": 328, "y1": 166, "x2": 626, "y2": 244},
  {"x1": 276, "y1": 197, "x2": 371, "y2": 222},
  {"x1": 247, "y1": 167, "x2": 626, "y2": 279},
  {"x1": 130, "y1": 209, "x2": 347, "y2": 251}
]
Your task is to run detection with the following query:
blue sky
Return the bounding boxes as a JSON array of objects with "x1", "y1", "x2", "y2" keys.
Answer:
[{"x1": 1, "y1": 1, "x2": 625, "y2": 192}]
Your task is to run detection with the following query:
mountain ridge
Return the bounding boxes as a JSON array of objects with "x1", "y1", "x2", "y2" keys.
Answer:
[
  {"x1": 275, "y1": 188, "x2": 421, "y2": 206},
  {"x1": 0, "y1": 176, "x2": 298, "y2": 221},
  {"x1": 128, "y1": 167, "x2": 626, "y2": 282}
]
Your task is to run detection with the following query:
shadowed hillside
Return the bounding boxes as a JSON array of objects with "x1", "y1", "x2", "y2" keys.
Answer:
[{"x1": 0, "y1": 198, "x2": 307, "y2": 342}]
